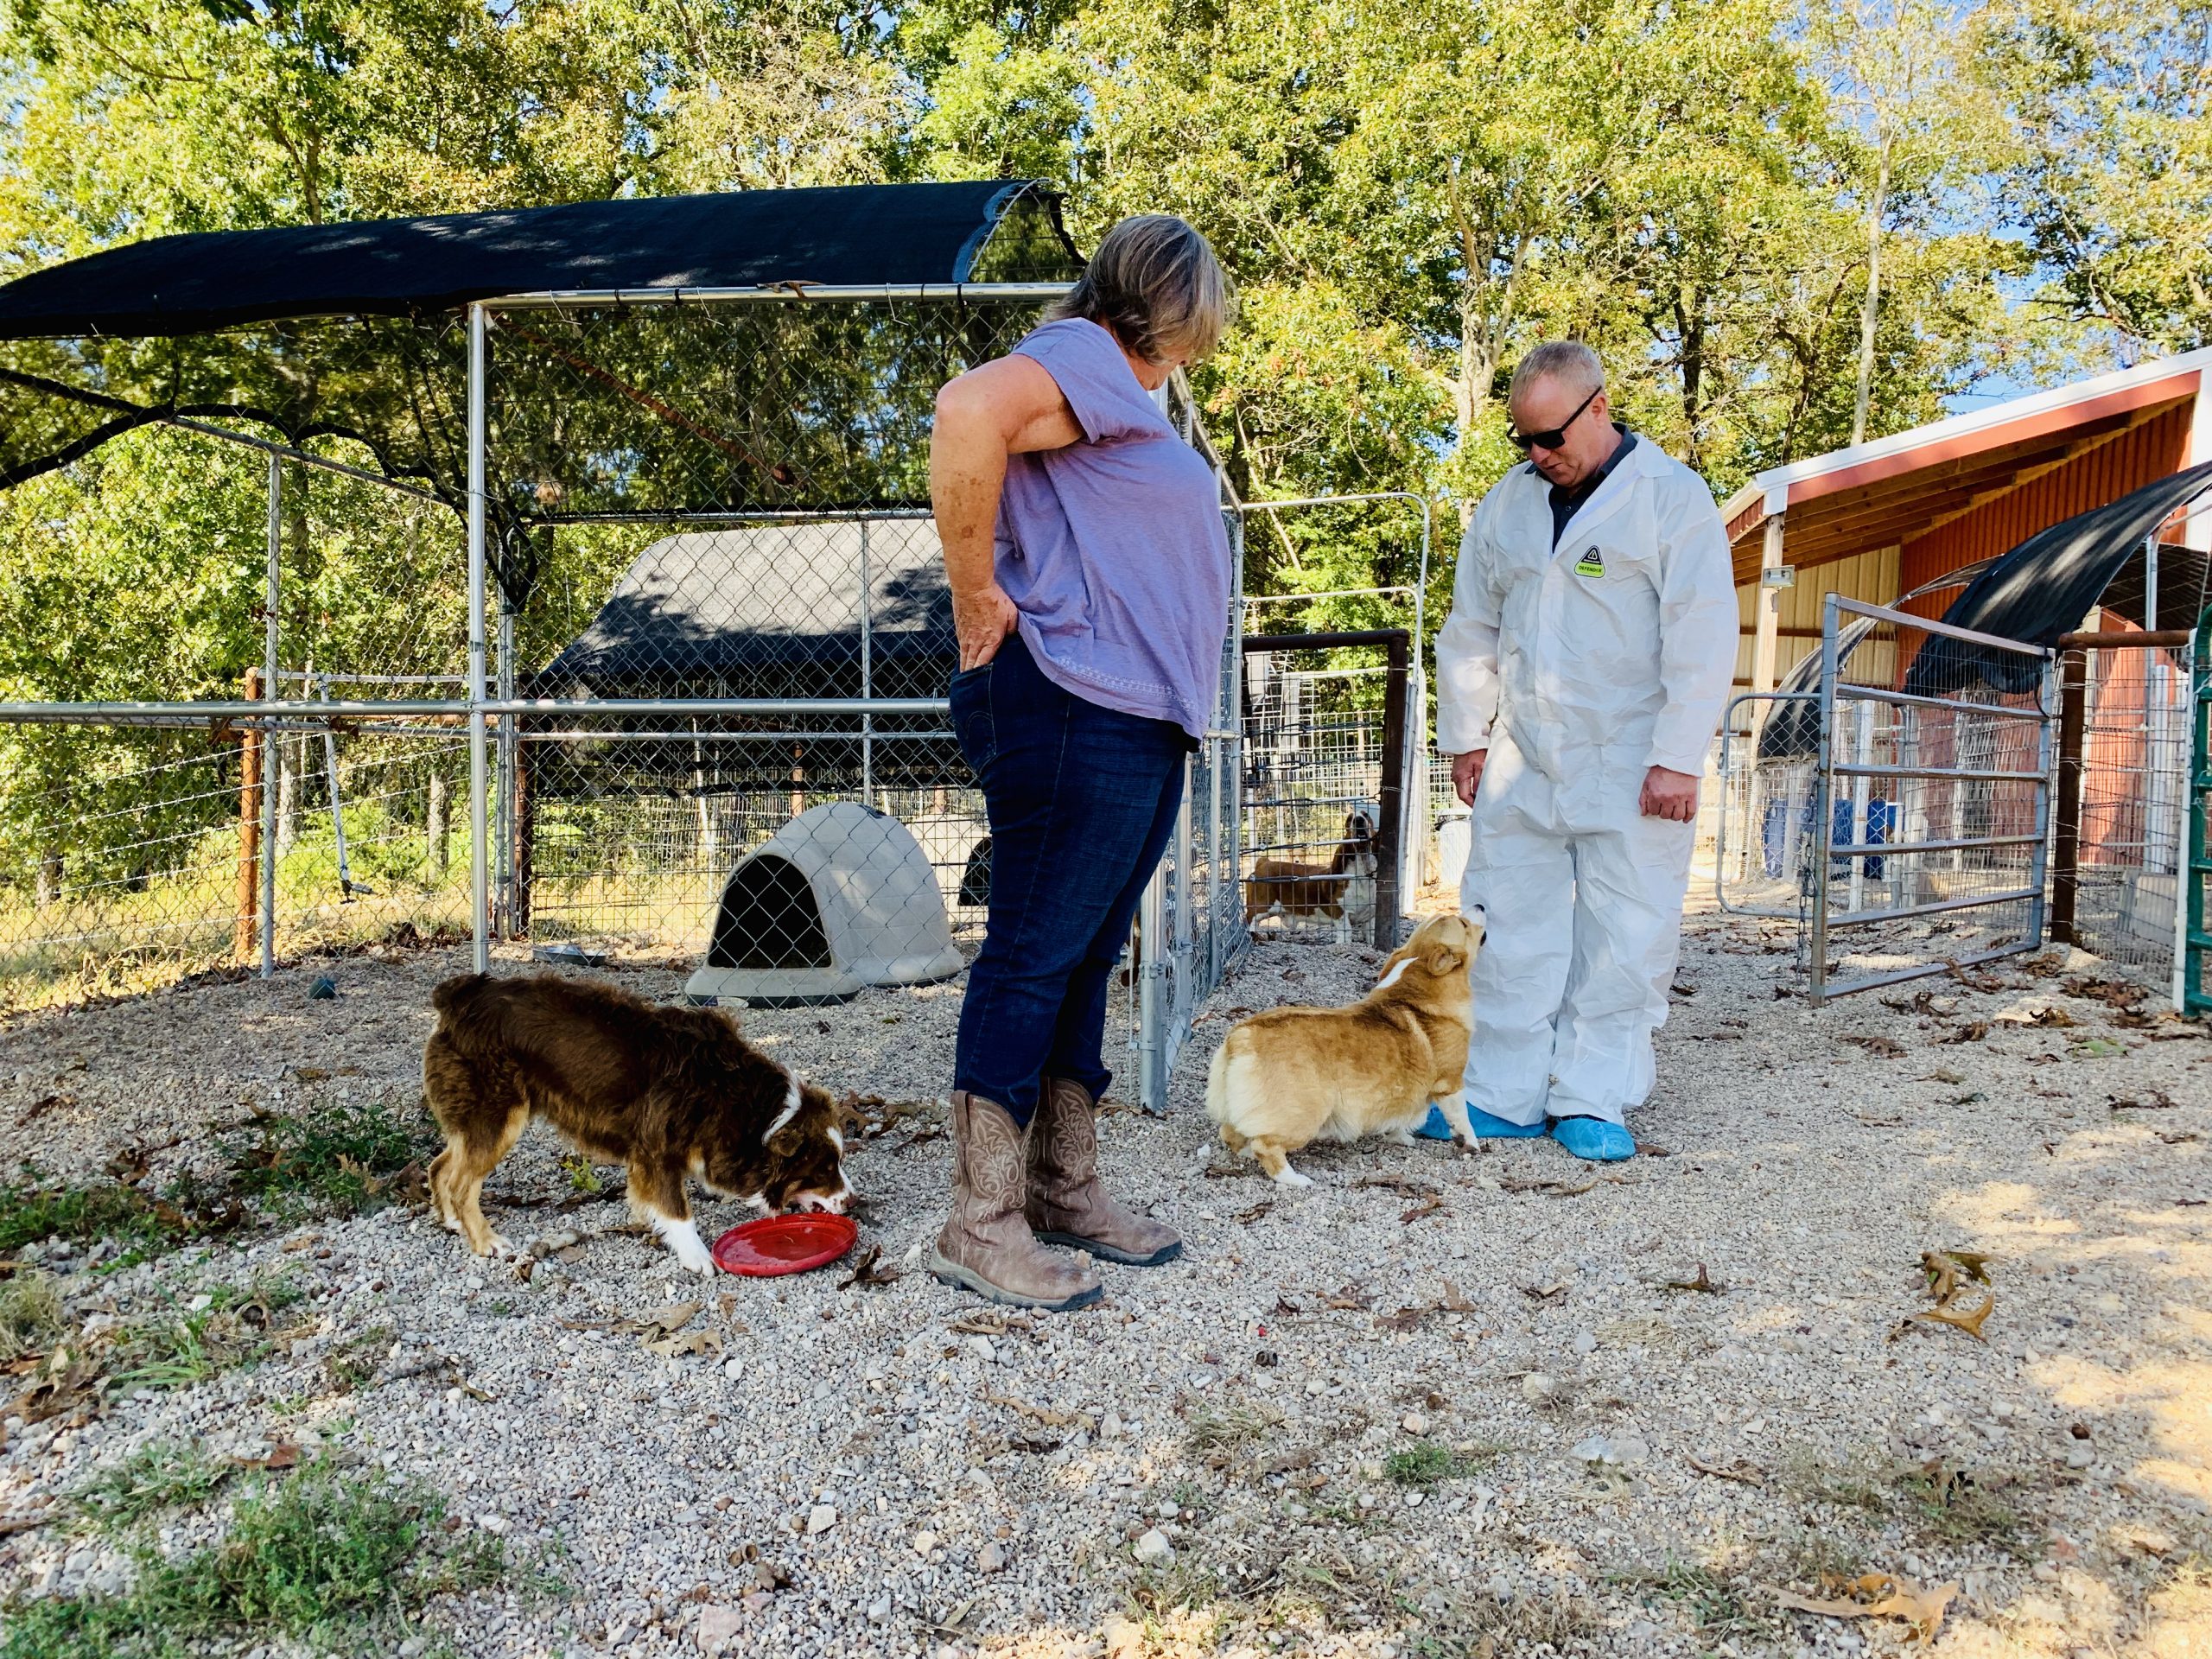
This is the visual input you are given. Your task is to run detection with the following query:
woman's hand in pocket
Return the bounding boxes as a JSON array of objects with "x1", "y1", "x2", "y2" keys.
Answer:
[{"x1": 956, "y1": 584, "x2": 1020, "y2": 671}]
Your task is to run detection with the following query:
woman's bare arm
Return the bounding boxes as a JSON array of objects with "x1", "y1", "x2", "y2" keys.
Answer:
[{"x1": 930, "y1": 355, "x2": 1084, "y2": 670}]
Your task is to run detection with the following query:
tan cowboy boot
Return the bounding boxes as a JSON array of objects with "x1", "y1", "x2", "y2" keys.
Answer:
[
  {"x1": 1027, "y1": 1077, "x2": 1183, "y2": 1266},
  {"x1": 930, "y1": 1091, "x2": 1103, "y2": 1311}
]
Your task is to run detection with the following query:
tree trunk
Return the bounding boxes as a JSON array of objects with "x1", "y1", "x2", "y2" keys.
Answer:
[
  {"x1": 276, "y1": 734, "x2": 301, "y2": 855},
  {"x1": 36, "y1": 848, "x2": 60, "y2": 910},
  {"x1": 428, "y1": 770, "x2": 449, "y2": 884},
  {"x1": 1852, "y1": 140, "x2": 1891, "y2": 449}
]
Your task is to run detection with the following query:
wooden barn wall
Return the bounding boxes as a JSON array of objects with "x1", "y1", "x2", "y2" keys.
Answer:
[{"x1": 1894, "y1": 400, "x2": 2196, "y2": 623}]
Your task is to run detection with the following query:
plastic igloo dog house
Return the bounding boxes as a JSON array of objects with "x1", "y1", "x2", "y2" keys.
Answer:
[{"x1": 683, "y1": 801, "x2": 966, "y2": 1007}]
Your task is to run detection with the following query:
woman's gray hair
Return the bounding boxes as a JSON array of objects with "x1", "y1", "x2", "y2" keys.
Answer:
[
  {"x1": 1046, "y1": 214, "x2": 1234, "y2": 366},
  {"x1": 1510, "y1": 340, "x2": 1605, "y2": 402}
]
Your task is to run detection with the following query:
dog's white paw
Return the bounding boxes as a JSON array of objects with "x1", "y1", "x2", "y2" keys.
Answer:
[
  {"x1": 1272, "y1": 1166, "x2": 1314, "y2": 1188},
  {"x1": 474, "y1": 1233, "x2": 513, "y2": 1257},
  {"x1": 654, "y1": 1215, "x2": 718, "y2": 1275},
  {"x1": 679, "y1": 1248, "x2": 718, "y2": 1277}
]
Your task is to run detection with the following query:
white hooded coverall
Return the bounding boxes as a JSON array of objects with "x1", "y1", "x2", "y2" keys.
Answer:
[{"x1": 1435, "y1": 438, "x2": 1737, "y2": 1127}]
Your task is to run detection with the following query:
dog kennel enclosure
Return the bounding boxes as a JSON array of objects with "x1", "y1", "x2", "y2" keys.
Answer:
[{"x1": 0, "y1": 180, "x2": 1287, "y2": 1108}]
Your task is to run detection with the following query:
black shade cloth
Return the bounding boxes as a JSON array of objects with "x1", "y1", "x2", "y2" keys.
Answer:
[
  {"x1": 1905, "y1": 461, "x2": 2212, "y2": 697},
  {"x1": 534, "y1": 522, "x2": 953, "y2": 696},
  {"x1": 0, "y1": 182, "x2": 1070, "y2": 532},
  {"x1": 1755, "y1": 556, "x2": 1999, "y2": 761},
  {"x1": 0, "y1": 181, "x2": 1076, "y2": 340}
]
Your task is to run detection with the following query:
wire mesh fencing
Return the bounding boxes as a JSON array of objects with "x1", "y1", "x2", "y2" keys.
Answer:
[
  {"x1": 1714, "y1": 599, "x2": 2055, "y2": 1000},
  {"x1": 1234, "y1": 630, "x2": 1408, "y2": 950},
  {"x1": 2055, "y1": 635, "x2": 2195, "y2": 993}
]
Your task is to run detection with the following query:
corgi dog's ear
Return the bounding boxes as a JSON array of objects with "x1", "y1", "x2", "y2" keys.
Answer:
[{"x1": 1426, "y1": 941, "x2": 1465, "y2": 976}]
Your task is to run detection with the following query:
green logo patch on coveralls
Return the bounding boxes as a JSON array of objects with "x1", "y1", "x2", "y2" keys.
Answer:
[{"x1": 1574, "y1": 546, "x2": 1605, "y2": 578}]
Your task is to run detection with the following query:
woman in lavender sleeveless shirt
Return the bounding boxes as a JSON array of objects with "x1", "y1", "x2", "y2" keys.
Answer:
[{"x1": 925, "y1": 216, "x2": 1234, "y2": 1311}]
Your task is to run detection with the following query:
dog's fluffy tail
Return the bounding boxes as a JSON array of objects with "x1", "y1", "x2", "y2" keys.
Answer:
[
  {"x1": 1204, "y1": 1033, "x2": 1235, "y2": 1126},
  {"x1": 429, "y1": 972, "x2": 493, "y2": 1022}
]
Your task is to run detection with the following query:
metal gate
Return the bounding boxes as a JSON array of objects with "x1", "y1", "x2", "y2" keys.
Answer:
[
  {"x1": 2188, "y1": 606, "x2": 2212, "y2": 1015},
  {"x1": 1804, "y1": 595, "x2": 2056, "y2": 1002}
]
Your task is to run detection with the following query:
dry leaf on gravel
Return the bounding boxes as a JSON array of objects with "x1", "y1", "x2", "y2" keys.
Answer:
[
  {"x1": 1910, "y1": 1294, "x2": 1993, "y2": 1342},
  {"x1": 2027, "y1": 1007, "x2": 2076, "y2": 1027},
  {"x1": 1352, "y1": 1174, "x2": 1437, "y2": 1198},
  {"x1": 1919, "y1": 1068, "x2": 1967, "y2": 1084},
  {"x1": 2108, "y1": 1090, "x2": 2177, "y2": 1112},
  {"x1": 1522, "y1": 1281, "x2": 1570, "y2": 1305},
  {"x1": 1844, "y1": 1034, "x2": 1907, "y2": 1058},
  {"x1": 949, "y1": 1310, "x2": 1027, "y2": 1337},
  {"x1": 1498, "y1": 1175, "x2": 1600, "y2": 1197},
  {"x1": 232, "y1": 1440, "x2": 301, "y2": 1471},
  {"x1": 1234, "y1": 1199, "x2": 1274, "y2": 1225},
  {"x1": 1400, "y1": 1192, "x2": 1444, "y2": 1224},
  {"x1": 635, "y1": 1301, "x2": 702, "y2": 1339},
  {"x1": 1318, "y1": 1284, "x2": 1373, "y2": 1311},
  {"x1": 1945, "y1": 962, "x2": 2009, "y2": 993},
  {"x1": 1664, "y1": 1263, "x2": 1722, "y2": 1294},
  {"x1": 2070, "y1": 1036, "x2": 2129, "y2": 1058},
  {"x1": 0, "y1": 1507, "x2": 54, "y2": 1537},
  {"x1": 1687, "y1": 1454, "x2": 1766, "y2": 1487},
  {"x1": 836, "y1": 1246, "x2": 902, "y2": 1292},
  {"x1": 1943, "y1": 1021, "x2": 1991, "y2": 1043},
  {"x1": 983, "y1": 1392, "x2": 1091, "y2": 1430},
  {"x1": 2062, "y1": 974, "x2": 2147, "y2": 1007},
  {"x1": 642, "y1": 1328, "x2": 723, "y2": 1360},
  {"x1": 1769, "y1": 1573, "x2": 1960, "y2": 1643}
]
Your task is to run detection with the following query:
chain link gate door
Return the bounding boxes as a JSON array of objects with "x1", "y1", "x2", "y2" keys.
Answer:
[{"x1": 1806, "y1": 595, "x2": 2056, "y2": 1003}]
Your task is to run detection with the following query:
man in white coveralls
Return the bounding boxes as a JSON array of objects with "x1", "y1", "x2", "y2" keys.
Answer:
[{"x1": 1418, "y1": 341, "x2": 1737, "y2": 1161}]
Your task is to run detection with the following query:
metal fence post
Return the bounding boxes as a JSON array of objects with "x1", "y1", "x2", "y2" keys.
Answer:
[
  {"x1": 1808, "y1": 594, "x2": 1841, "y2": 1005},
  {"x1": 1137, "y1": 857, "x2": 1167, "y2": 1112},
  {"x1": 1376, "y1": 630, "x2": 1409, "y2": 947},
  {"x1": 496, "y1": 605, "x2": 516, "y2": 937},
  {"x1": 2051, "y1": 646, "x2": 2087, "y2": 944},
  {"x1": 466, "y1": 303, "x2": 490, "y2": 974},
  {"x1": 2027, "y1": 651, "x2": 2056, "y2": 952},
  {"x1": 260, "y1": 454, "x2": 281, "y2": 976}
]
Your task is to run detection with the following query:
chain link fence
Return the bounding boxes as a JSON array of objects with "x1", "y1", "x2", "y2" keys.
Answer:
[
  {"x1": 0, "y1": 290, "x2": 1268, "y2": 1110},
  {"x1": 2054, "y1": 632, "x2": 2196, "y2": 995},
  {"x1": 1715, "y1": 597, "x2": 2055, "y2": 1001}
]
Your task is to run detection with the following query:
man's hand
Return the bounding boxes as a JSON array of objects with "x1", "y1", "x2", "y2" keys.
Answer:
[
  {"x1": 1639, "y1": 765, "x2": 1699, "y2": 822},
  {"x1": 1452, "y1": 749, "x2": 1488, "y2": 806},
  {"x1": 956, "y1": 583, "x2": 1019, "y2": 671}
]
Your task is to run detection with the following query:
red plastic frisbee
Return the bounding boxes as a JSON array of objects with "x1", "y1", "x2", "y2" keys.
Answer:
[{"x1": 710, "y1": 1212, "x2": 858, "y2": 1277}]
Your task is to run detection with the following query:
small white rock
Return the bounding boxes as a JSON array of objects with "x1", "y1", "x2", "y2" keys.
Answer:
[
  {"x1": 1573, "y1": 1329, "x2": 1598, "y2": 1355},
  {"x1": 806, "y1": 1503, "x2": 838, "y2": 1535},
  {"x1": 1401, "y1": 1412, "x2": 1428, "y2": 1435},
  {"x1": 912, "y1": 1529, "x2": 938, "y2": 1556},
  {"x1": 1571, "y1": 1435, "x2": 1611, "y2": 1464},
  {"x1": 1521, "y1": 1372, "x2": 1560, "y2": 1405},
  {"x1": 1100, "y1": 1408, "x2": 1124, "y2": 1439},
  {"x1": 976, "y1": 1541, "x2": 1007, "y2": 1573},
  {"x1": 1133, "y1": 1528, "x2": 1174, "y2": 1567},
  {"x1": 1156, "y1": 1499, "x2": 1180, "y2": 1519},
  {"x1": 967, "y1": 1336, "x2": 995, "y2": 1363}
]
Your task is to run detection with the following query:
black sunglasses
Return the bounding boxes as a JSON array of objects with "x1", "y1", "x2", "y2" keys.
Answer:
[{"x1": 1507, "y1": 385, "x2": 1600, "y2": 453}]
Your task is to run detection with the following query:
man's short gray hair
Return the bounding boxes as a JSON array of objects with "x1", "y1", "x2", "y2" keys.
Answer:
[
  {"x1": 1510, "y1": 340, "x2": 1605, "y2": 403},
  {"x1": 1046, "y1": 213, "x2": 1235, "y2": 366}
]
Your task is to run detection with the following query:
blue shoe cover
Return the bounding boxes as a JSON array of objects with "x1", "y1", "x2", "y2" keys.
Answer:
[
  {"x1": 1550, "y1": 1116, "x2": 1636, "y2": 1161},
  {"x1": 1414, "y1": 1102, "x2": 1547, "y2": 1141}
]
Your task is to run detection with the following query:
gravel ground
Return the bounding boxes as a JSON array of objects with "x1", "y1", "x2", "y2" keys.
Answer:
[{"x1": 2, "y1": 900, "x2": 2209, "y2": 1658}]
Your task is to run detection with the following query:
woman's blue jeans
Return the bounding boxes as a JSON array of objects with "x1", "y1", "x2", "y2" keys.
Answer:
[{"x1": 950, "y1": 633, "x2": 1187, "y2": 1126}]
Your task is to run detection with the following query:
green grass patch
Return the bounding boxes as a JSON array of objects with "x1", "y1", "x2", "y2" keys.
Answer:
[
  {"x1": 3, "y1": 1459, "x2": 555, "y2": 1659},
  {"x1": 109, "y1": 1272, "x2": 303, "y2": 1395},
  {"x1": 224, "y1": 1101, "x2": 435, "y2": 1217},
  {"x1": 1383, "y1": 1441, "x2": 1491, "y2": 1487},
  {"x1": 1618, "y1": 1560, "x2": 1784, "y2": 1643},
  {"x1": 72, "y1": 1441, "x2": 232, "y2": 1533},
  {"x1": 1894, "y1": 1460, "x2": 2029, "y2": 1556},
  {"x1": 0, "y1": 1270, "x2": 66, "y2": 1362},
  {"x1": 0, "y1": 1169, "x2": 236, "y2": 1268},
  {"x1": 1782, "y1": 1451, "x2": 2033, "y2": 1559}
]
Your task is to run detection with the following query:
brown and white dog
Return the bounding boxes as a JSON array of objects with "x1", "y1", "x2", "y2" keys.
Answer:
[
  {"x1": 422, "y1": 972, "x2": 849, "y2": 1275},
  {"x1": 1243, "y1": 810, "x2": 1380, "y2": 945},
  {"x1": 1205, "y1": 911, "x2": 1482, "y2": 1185}
]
